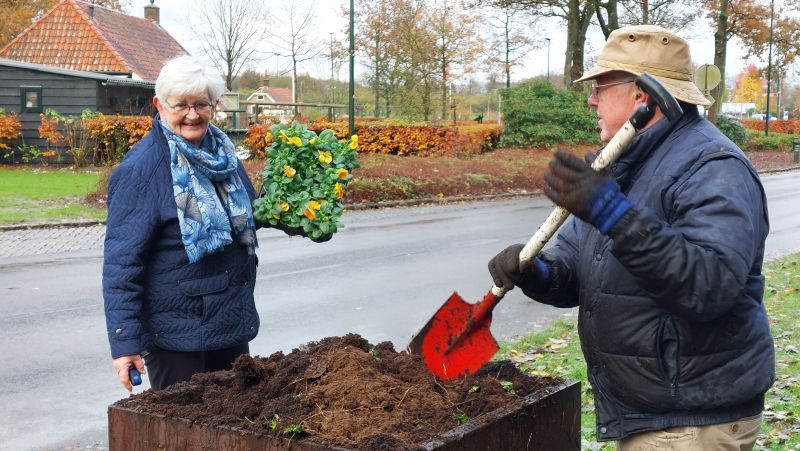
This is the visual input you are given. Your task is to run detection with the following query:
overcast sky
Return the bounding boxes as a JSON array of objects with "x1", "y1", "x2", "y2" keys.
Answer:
[{"x1": 131, "y1": 0, "x2": 758, "y2": 87}]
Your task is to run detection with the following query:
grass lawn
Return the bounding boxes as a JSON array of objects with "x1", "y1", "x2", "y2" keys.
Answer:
[
  {"x1": 0, "y1": 168, "x2": 106, "y2": 225},
  {"x1": 497, "y1": 252, "x2": 800, "y2": 450}
]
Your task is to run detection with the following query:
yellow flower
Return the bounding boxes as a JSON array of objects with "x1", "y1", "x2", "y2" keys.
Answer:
[
  {"x1": 273, "y1": 213, "x2": 281, "y2": 220},
  {"x1": 288, "y1": 136, "x2": 302, "y2": 147},
  {"x1": 264, "y1": 132, "x2": 272, "y2": 144},
  {"x1": 318, "y1": 151, "x2": 332, "y2": 164},
  {"x1": 336, "y1": 168, "x2": 349, "y2": 180},
  {"x1": 309, "y1": 137, "x2": 318, "y2": 145},
  {"x1": 349, "y1": 134, "x2": 358, "y2": 150},
  {"x1": 283, "y1": 165, "x2": 296, "y2": 178},
  {"x1": 278, "y1": 201, "x2": 290, "y2": 211},
  {"x1": 279, "y1": 130, "x2": 288, "y2": 142},
  {"x1": 303, "y1": 200, "x2": 321, "y2": 220},
  {"x1": 334, "y1": 183, "x2": 344, "y2": 200}
]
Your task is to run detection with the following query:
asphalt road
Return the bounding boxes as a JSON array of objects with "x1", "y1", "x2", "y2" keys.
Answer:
[{"x1": 0, "y1": 170, "x2": 797, "y2": 450}]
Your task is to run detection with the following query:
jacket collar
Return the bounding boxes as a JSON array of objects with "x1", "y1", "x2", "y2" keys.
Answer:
[{"x1": 611, "y1": 106, "x2": 700, "y2": 188}]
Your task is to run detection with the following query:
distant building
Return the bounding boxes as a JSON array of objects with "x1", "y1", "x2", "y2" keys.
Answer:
[
  {"x1": 245, "y1": 80, "x2": 294, "y2": 122},
  {"x1": 0, "y1": 0, "x2": 186, "y2": 83},
  {"x1": 0, "y1": 58, "x2": 155, "y2": 149},
  {"x1": 721, "y1": 102, "x2": 756, "y2": 118}
]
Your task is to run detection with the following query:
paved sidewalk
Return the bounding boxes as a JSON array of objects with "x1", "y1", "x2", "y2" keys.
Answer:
[{"x1": 0, "y1": 225, "x2": 105, "y2": 258}]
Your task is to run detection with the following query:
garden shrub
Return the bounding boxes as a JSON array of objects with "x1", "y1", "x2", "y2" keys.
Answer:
[
  {"x1": 715, "y1": 115, "x2": 749, "y2": 146},
  {"x1": 500, "y1": 81, "x2": 600, "y2": 147},
  {"x1": 0, "y1": 109, "x2": 22, "y2": 159},
  {"x1": 244, "y1": 122, "x2": 501, "y2": 157},
  {"x1": 743, "y1": 133, "x2": 794, "y2": 152},
  {"x1": 83, "y1": 114, "x2": 152, "y2": 164}
]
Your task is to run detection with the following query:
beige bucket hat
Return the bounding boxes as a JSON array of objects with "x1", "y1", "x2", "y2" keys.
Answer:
[{"x1": 575, "y1": 25, "x2": 711, "y2": 106}]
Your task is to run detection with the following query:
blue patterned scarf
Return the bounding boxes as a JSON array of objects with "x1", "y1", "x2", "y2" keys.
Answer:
[{"x1": 160, "y1": 119, "x2": 257, "y2": 263}]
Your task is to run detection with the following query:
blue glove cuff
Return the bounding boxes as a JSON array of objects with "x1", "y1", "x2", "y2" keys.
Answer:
[
  {"x1": 588, "y1": 180, "x2": 634, "y2": 234},
  {"x1": 533, "y1": 256, "x2": 550, "y2": 282}
]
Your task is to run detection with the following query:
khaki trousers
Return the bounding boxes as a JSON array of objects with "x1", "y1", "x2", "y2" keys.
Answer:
[{"x1": 617, "y1": 414, "x2": 762, "y2": 451}]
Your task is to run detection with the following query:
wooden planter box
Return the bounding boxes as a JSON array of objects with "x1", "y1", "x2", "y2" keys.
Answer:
[{"x1": 108, "y1": 380, "x2": 580, "y2": 450}]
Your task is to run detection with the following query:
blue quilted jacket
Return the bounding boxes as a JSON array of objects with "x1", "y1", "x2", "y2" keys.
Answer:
[
  {"x1": 103, "y1": 116, "x2": 259, "y2": 359},
  {"x1": 521, "y1": 106, "x2": 774, "y2": 441}
]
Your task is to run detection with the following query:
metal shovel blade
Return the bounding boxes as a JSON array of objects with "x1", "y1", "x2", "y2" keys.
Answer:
[{"x1": 407, "y1": 291, "x2": 499, "y2": 380}]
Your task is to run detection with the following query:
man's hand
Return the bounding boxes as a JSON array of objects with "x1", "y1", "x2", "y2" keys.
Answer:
[
  {"x1": 543, "y1": 150, "x2": 633, "y2": 234},
  {"x1": 488, "y1": 243, "x2": 550, "y2": 290},
  {"x1": 113, "y1": 355, "x2": 145, "y2": 392}
]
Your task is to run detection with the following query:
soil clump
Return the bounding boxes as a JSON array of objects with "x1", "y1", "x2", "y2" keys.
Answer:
[{"x1": 115, "y1": 334, "x2": 561, "y2": 449}]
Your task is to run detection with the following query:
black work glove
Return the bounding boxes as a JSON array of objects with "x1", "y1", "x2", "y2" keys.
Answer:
[
  {"x1": 543, "y1": 150, "x2": 634, "y2": 235},
  {"x1": 488, "y1": 243, "x2": 551, "y2": 291}
]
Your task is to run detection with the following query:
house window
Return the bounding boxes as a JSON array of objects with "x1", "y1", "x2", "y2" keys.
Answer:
[
  {"x1": 257, "y1": 95, "x2": 264, "y2": 100},
  {"x1": 20, "y1": 86, "x2": 43, "y2": 113}
]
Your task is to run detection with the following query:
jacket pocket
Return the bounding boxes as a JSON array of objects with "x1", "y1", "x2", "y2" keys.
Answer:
[
  {"x1": 179, "y1": 271, "x2": 231, "y2": 324},
  {"x1": 179, "y1": 271, "x2": 230, "y2": 297},
  {"x1": 656, "y1": 315, "x2": 681, "y2": 397}
]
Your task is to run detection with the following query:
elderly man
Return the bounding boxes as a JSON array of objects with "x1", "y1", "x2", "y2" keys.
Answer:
[{"x1": 488, "y1": 25, "x2": 773, "y2": 449}]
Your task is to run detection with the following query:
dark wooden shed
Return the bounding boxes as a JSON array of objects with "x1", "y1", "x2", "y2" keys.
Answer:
[{"x1": 0, "y1": 58, "x2": 154, "y2": 150}]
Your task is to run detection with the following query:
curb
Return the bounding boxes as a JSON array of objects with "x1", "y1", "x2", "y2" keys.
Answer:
[{"x1": 0, "y1": 219, "x2": 106, "y2": 232}]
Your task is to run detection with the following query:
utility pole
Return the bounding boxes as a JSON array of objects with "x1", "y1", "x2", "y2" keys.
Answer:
[
  {"x1": 545, "y1": 37, "x2": 551, "y2": 84},
  {"x1": 348, "y1": 0, "x2": 355, "y2": 137},
  {"x1": 765, "y1": 0, "x2": 774, "y2": 136},
  {"x1": 330, "y1": 33, "x2": 335, "y2": 104}
]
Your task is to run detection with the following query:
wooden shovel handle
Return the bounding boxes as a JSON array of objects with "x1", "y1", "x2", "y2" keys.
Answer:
[{"x1": 489, "y1": 120, "x2": 640, "y2": 302}]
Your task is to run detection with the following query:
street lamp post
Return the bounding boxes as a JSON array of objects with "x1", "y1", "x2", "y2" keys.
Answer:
[
  {"x1": 765, "y1": 0, "x2": 774, "y2": 136},
  {"x1": 348, "y1": 0, "x2": 355, "y2": 137},
  {"x1": 545, "y1": 37, "x2": 551, "y2": 84}
]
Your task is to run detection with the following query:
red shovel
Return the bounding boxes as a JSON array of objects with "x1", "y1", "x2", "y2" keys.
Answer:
[{"x1": 407, "y1": 74, "x2": 682, "y2": 380}]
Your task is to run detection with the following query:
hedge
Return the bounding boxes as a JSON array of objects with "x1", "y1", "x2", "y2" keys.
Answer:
[
  {"x1": 740, "y1": 119, "x2": 800, "y2": 134},
  {"x1": 245, "y1": 121, "x2": 502, "y2": 158}
]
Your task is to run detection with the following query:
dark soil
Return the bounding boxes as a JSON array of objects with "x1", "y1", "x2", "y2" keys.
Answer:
[{"x1": 115, "y1": 334, "x2": 561, "y2": 450}]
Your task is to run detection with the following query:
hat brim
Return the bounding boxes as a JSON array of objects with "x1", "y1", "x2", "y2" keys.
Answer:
[{"x1": 575, "y1": 64, "x2": 712, "y2": 107}]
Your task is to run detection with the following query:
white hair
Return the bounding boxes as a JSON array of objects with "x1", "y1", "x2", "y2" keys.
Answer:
[{"x1": 155, "y1": 55, "x2": 226, "y2": 102}]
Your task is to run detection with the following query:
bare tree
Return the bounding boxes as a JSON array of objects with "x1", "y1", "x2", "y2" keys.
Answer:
[
  {"x1": 193, "y1": 0, "x2": 265, "y2": 91},
  {"x1": 480, "y1": 0, "x2": 540, "y2": 88},
  {"x1": 264, "y1": 0, "x2": 324, "y2": 115}
]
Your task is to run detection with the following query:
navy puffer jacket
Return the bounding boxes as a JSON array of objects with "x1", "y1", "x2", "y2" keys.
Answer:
[
  {"x1": 522, "y1": 107, "x2": 774, "y2": 441},
  {"x1": 103, "y1": 116, "x2": 259, "y2": 359}
]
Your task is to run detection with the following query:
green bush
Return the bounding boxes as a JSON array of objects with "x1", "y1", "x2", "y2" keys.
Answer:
[
  {"x1": 744, "y1": 133, "x2": 794, "y2": 152},
  {"x1": 500, "y1": 81, "x2": 600, "y2": 147},
  {"x1": 715, "y1": 115, "x2": 749, "y2": 146}
]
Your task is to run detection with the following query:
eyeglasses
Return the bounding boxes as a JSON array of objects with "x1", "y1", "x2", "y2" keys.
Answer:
[
  {"x1": 164, "y1": 99, "x2": 214, "y2": 114},
  {"x1": 590, "y1": 80, "x2": 635, "y2": 98}
]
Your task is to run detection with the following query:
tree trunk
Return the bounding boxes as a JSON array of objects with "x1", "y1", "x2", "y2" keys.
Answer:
[{"x1": 708, "y1": 0, "x2": 728, "y2": 124}]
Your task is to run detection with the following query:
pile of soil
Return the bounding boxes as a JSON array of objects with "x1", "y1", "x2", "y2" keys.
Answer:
[{"x1": 115, "y1": 334, "x2": 562, "y2": 449}]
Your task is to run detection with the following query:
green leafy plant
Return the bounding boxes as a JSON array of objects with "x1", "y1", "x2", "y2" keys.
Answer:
[
  {"x1": 454, "y1": 412, "x2": 469, "y2": 425},
  {"x1": 369, "y1": 347, "x2": 381, "y2": 360},
  {"x1": 499, "y1": 380, "x2": 516, "y2": 395},
  {"x1": 252, "y1": 121, "x2": 360, "y2": 240},
  {"x1": 268, "y1": 415, "x2": 281, "y2": 431},
  {"x1": 283, "y1": 423, "x2": 306, "y2": 435}
]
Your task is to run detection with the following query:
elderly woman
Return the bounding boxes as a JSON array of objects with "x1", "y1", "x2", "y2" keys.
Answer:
[{"x1": 103, "y1": 56, "x2": 259, "y2": 391}]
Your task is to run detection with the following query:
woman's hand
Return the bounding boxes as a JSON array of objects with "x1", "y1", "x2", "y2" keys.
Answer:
[{"x1": 113, "y1": 355, "x2": 146, "y2": 392}]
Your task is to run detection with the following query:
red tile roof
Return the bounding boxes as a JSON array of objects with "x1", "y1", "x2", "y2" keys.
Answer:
[
  {"x1": 0, "y1": 0, "x2": 186, "y2": 82},
  {"x1": 249, "y1": 86, "x2": 294, "y2": 104}
]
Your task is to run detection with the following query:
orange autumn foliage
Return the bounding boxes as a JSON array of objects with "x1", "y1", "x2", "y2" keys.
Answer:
[
  {"x1": 0, "y1": 112, "x2": 22, "y2": 151},
  {"x1": 740, "y1": 119, "x2": 800, "y2": 134},
  {"x1": 244, "y1": 121, "x2": 502, "y2": 157}
]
